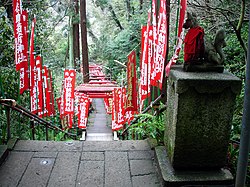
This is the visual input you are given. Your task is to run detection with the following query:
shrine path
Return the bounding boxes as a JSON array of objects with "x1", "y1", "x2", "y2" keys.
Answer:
[{"x1": 86, "y1": 98, "x2": 113, "y2": 141}]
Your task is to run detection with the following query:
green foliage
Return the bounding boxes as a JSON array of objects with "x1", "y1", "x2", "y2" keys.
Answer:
[
  {"x1": 88, "y1": 0, "x2": 149, "y2": 81},
  {"x1": 127, "y1": 112, "x2": 165, "y2": 144},
  {"x1": 0, "y1": 7, "x2": 14, "y2": 67}
]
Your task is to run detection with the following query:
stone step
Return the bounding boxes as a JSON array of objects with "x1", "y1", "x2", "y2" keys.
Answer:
[
  {"x1": 0, "y1": 145, "x2": 8, "y2": 166},
  {"x1": 86, "y1": 133, "x2": 113, "y2": 141}
]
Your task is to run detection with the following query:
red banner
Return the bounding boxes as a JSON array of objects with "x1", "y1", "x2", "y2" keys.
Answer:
[
  {"x1": 63, "y1": 69, "x2": 76, "y2": 115},
  {"x1": 165, "y1": 0, "x2": 187, "y2": 76},
  {"x1": 13, "y1": 0, "x2": 27, "y2": 71},
  {"x1": 19, "y1": 10, "x2": 29, "y2": 94},
  {"x1": 22, "y1": 10, "x2": 28, "y2": 54},
  {"x1": 19, "y1": 62, "x2": 29, "y2": 94},
  {"x1": 148, "y1": 24, "x2": 153, "y2": 89},
  {"x1": 78, "y1": 96, "x2": 89, "y2": 129},
  {"x1": 150, "y1": 0, "x2": 158, "y2": 87},
  {"x1": 60, "y1": 81, "x2": 65, "y2": 118},
  {"x1": 29, "y1": 18, "x2": 36, "y2": 113},
  {"x1": 42, "y1": 66, "x2": 50, "y2": 117},
  {"x1": 125, "y1": 110, "x2": 137, "y2": 125},
  {"x1": 112, "y1": 87, "x2": 126, "y2": 131},
  {"x1": 139, "y1": 14, "x2": 152, "y2": 112},
  {"x1": 115, "y1": 87, "x2": 125, "y2": 125},
  {"x1": 35, "y1": 56, "x2": 43, "y2": 117},
  {"x1": 139, "y1": 26, "x2": 148, "y2": 101},
  {"x1": 125, "y1": 51, "x2": 137, "y2": 112},
  {"x1": 111, "y1": 91, "x2": 117, "y2": 131},
  {"x1": 104, "y1": 97, "x2": 112, "y2": 114},
  {"x1": 151, "y1": 0, "x2": 167, "y2": 89}
]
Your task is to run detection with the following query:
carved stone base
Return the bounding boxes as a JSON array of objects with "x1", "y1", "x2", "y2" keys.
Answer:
[
  {"x1": 155, "y1": 146, "x2": 234, "y2": 187},
  {"x1": 183, "y1": 63, "x2": 224, "y2": 73}
]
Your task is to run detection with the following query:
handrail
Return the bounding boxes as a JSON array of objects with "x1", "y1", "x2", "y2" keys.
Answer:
[
  {"x1": 0, "y1": 99, "x2": 77, "y2": 141},
  {"x1": 121, "y1": 94, "x2": 165, "y2": 138}
]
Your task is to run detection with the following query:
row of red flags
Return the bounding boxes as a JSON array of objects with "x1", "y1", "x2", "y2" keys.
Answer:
[
  {"x1": 138, "y1": 0, "x2": 187, "y2": 112},
  {"x1": 13, "y1": 0, "x2": 187, "y2": 131},
  {"x1": 55, "y1": 0, "x2": 187, "y2": 130},
  {"x1": 56, "y1": 67, "x2": 137, "y2": 131},
  {"x1": 57, "y1": 70, "x2": 91, "y2": 129},
  {"x1": 13, "y1": 0, "x2": 56, "y2": 117}
]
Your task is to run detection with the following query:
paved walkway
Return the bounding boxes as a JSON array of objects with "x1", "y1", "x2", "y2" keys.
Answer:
[
  {"x1": 0, "y1": 140, "x2": 161, "y2": 187},
  {"x1": 86, "y1": 99, "x2": 113, "y2": 141}
]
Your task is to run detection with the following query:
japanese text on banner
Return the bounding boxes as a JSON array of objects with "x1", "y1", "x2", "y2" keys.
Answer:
[
  {"x1": 126, "y1": 51, "x2": 137, "y2": 112},
  {"x1": 63, "y1": 69, "x2": 76, "y2": 115}
]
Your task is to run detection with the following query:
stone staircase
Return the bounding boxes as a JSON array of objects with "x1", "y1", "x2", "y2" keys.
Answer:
[
  {"x1": 86, "y1": 98, "x2": 114, "y2": 141},
  {"x1": 0, "y1": 139, "x2": 161, "y2": 187}
]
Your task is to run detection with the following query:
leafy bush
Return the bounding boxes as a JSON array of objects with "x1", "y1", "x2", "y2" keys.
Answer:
[{"x1": 126, "y1": 112, "x2": 165, "y2": 144}]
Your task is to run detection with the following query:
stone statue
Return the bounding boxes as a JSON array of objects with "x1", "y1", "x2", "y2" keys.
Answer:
[
  {"x1": 183, "y1": 12, "x2": 226, "y2": 72},
  {"x1": 183, "y1": 12, "x2": 205, "y2": 64},
  {"x1": 205, "y1": 29, "x2": 226, "y2": 65}
]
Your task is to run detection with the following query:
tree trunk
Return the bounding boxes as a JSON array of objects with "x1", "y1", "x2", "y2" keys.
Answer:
[
  {"x1": 73, "y1": 0, "x2": 80, "y2": 69},
  {"x1": 108, "y1": 4, "x2": 124, "y2": 30},
  {"x1": 125, "y1": 0, "x2": 131, "y2": 21},
  {"x1": 80, "y1": 0, "x2": 89, "y2": 83},
  {"x1": 139, "y1": 0, "x2": 143, "y2": 10},
  {"x1": 88, "y1": 29, "x2": 98, "y2": 43}
]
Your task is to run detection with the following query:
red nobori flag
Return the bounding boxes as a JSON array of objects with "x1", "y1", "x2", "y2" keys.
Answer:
[
  {"x1": 151, "y1": 0, "x2": 167, "y2": 89},
  {"x1": 42, "y1": 66, "x2": 50, "y2": 117},
  {"x1": 111, "y1": 91, "x2": 117, "y2": 131},
  {"x1": 112, "y1": 87, "x2": 126, "y2": 131},
  {"x1": 148, "y1": 24, "x2": 153, "y2": 87},
  {"x1": 139, "y1": 24, "x2": 152, "y2": 108},
  {"x1": 150, "y1": 0, "x2": 157, "y2": 87},
  {"x1": 22, "y1": 10, "x2": 28, "y2": 53},
  {"x1": 139, "y1": 26, "x2": 148, "y2": 112},
  {"x1": 63, "y1": 69, "x2": 76, "y2": 115},
  {"x1": 29, "y1": 18, "x2": 36, "y2": 113},
  {"x1": 104, "y1": 97, "x2": 112, "y2": 114},
  {"x1": 19, "y1": 10, "x2": 29, "y2": 94},
  {"x1": 165, "y1": 0, "x2": 187, "y2": 77},
  {"x1": 19, "y1": 62, "x2": 29, "y2": 94},
  {"x1": 126, "y1": 51, "x2": 137, "y2": 112},
  {"x1": 78, "y1": 96, "x2": 89, "y2": 129},
  {"x1": 35, "y1": 56, "x2": 43, "y2": 117},
  {"x1": 30, "y1": 66, "x2": 38, "y2": 114},
  {"x1": 13, "y1": 0, "x2": 27, "y2": 71},
  {"x1": 125, "y1": 110, "x2": 137, "y2": 125}
]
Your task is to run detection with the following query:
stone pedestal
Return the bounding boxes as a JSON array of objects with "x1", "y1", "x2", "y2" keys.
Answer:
[
  {"x1": 164, "y1": 66, "x2": 241, "y2": 170},
  {"x1": 156, "y1": 66, "x2": 241, "y2": 186}
]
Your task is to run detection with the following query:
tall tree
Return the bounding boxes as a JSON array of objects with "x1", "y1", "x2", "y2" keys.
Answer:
[
  {"x1": 73, "y1": 0, "x2": 80, "y2": 69},
  {"x1": 80, "y1": 0, "x2": 89, "y2": 82}
]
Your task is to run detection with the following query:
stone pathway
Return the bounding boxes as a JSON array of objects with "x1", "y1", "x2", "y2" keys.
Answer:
[
  {"x1": 86, "y1": 98, "x2": 113, "y2": 141},
  {"x1": 0, "y1": 140, "x2": 161, "y2": 187}
]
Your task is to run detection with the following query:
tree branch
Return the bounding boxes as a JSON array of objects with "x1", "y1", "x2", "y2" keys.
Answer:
[
  {"x1": 189, "y1": 1, "x2": 248, "y2": 60},
  {"x1": 108, "y1": 4, "x2": 124, "y2": 30},
  {"x1": 236, "y1": 0, "x2": 245, "y2": 31}
]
